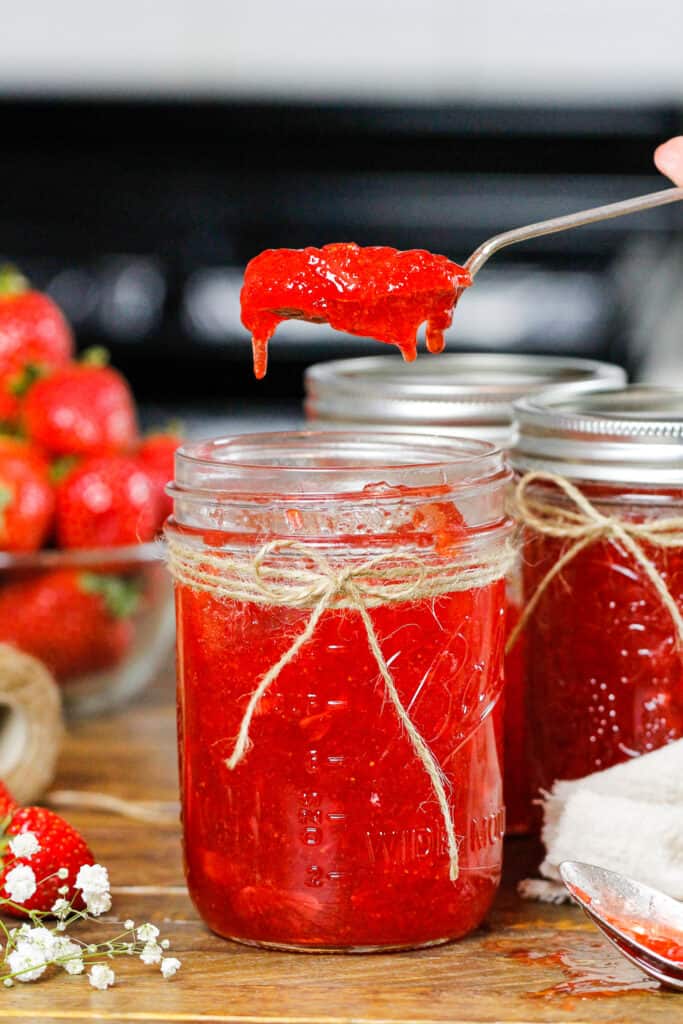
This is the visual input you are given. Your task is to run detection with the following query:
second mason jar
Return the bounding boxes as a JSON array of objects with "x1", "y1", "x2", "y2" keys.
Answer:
[
  {"x1": 512, "y1": 387, "x2": 683, "y2": 805},
  {"x1": 305, "y1": 352, "x2": 627, "y2": 834},
  {"x1": 166, "y1": 431, "x2": 512, "y2": 951}
]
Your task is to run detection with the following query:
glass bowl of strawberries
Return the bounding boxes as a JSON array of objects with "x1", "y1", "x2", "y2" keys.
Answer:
[{"x1": 0, "y1": 266, "x2": 178, "y2": 716}]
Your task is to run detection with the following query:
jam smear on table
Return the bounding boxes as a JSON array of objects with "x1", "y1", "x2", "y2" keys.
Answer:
[
  {"x1": 521, "y1": 483, "x2": 683, "y2": 804},
  {"x1": 240, "y1": 243, "x2": 472, "y2": 379},
  {"x1": 175, "y1": 521, "x2": 505, "y2": 949}
]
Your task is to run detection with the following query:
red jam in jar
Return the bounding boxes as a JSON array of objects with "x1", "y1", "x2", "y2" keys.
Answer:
[
  {"x1": 167, "y1": 431, "x2": 512, "y2": 950},
  {"x1": 512, "y1": 388, "x2": 683, "y2": 805},
  {"x1": 304, "y1": 353, "x2": 626, "y2": 834}
]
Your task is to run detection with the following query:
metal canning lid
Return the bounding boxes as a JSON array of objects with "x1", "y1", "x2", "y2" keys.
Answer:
[
  {"x1": 304, "y1": 353, "x2": 626, "y2": 444},
  {"x1": 513, "y1": 386, "x2": 683, "y2": 485}
]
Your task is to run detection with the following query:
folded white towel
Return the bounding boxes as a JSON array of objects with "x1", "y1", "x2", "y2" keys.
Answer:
[{"x1": 526, "y1": 739, "x2": 683, "y2": 901}]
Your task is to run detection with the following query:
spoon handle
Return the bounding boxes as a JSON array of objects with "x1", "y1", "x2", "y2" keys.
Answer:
[{"x1": 464, "y1": 186, "x2": 683, "y2": 278}]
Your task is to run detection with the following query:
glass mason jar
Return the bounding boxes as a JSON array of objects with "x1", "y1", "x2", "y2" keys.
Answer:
[
  {"x1": 166, "y1": 431, "x2": 512, "y2": 952},
  {"x1": 305, "y1": 353, "x2": 626, "y2": 835},
  {"x1": 512, "y1": 387, "x2": 683, "y2": 808}
]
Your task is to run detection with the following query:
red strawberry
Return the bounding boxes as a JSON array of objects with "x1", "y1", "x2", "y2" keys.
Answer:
[
  {"x1": 0, "y1": 781, "x2": 17, "y2": 821},
  {"x1": 0, "y1": 437, "x2": 55, "y2": 551},
  {"x1": 137, "y1": 431, "x2": 180, "y2": 528},
  {"x1": 0, "y1": 266, "x2": 73, "y2": 426},
  {"x1": 0, "y1": 569, "x2": 139, "y2": 681},
  {"x1": 1, "y1": 806, "x2": 94, "y2": 915},
  {"x1": 23, "y1": 350, "x2": 138, "y2": 457},
  {"x1": 55, "y1": 455, "x2": 158, "y2": 549}
]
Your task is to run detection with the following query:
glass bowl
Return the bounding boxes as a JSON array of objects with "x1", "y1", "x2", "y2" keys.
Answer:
[{"x1": 0, "y1": 543, "x2": 175, "y2": 718}]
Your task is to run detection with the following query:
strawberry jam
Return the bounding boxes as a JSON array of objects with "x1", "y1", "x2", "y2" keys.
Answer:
[
  {"x1": 240, "y1": 244, "x2": 471, "y2": 379},
  {"x1": 168, "y1": 431, "x2": 512, "y2": 950},
  {"x1": 513, "y1": 386, "x2": 683, "y2": 806}
]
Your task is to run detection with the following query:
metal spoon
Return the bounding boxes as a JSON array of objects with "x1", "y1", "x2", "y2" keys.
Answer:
[
  {"x1": 464, "y1": 187, "x2": 683, "y2": 278},
  {"x1": 560, "y1": 861, "x2": 683, "y2": 991}
]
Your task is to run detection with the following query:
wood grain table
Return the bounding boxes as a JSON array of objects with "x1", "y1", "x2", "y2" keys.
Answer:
[{"x1": 2, "y1": 663, "x2": 680, "y2": 1024}]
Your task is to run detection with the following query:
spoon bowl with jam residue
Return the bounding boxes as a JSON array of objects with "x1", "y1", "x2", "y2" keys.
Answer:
[{"x1": 560, "y1": 861, "x2": 683, "y2": 991}]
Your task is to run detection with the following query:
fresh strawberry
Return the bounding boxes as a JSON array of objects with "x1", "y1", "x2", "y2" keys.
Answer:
[
  {"x1": 0, "y1": 781, "x2": 17, "y2": 821},
  {"x1": 0, "y1": 569, "x2": 139, "y2": 680},
  {"x1": 23, "y1": 349, "x2": 138, "y2": 457},
  {"x1": 136, "y1": 431, "x2": 180, "y2": 528},
  {"x1": 0, "y1": 266, "x2": 73, "y2": 426},
  {"x1": 0, "y1": 805, "x2": 94, "y2": 915},
  {"x1": 0, "y1": 437, "x2": 55, "y2": 551},
  {"x1": 55, "y1": 455, "x2": 158, "y2": 549}
]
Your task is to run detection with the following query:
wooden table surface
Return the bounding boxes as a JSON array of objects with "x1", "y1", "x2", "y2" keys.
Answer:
[{"x1": 3, "y1": 663, "x2": 681, "y2": 1024}]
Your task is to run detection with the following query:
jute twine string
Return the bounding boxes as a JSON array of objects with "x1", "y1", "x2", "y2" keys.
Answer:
[
  {"x1": 167, "y1": 535, "x2": 515, "y2": 883},
  {"x1": 506, "y1": 471, "x2": 683, "y2": 655}
]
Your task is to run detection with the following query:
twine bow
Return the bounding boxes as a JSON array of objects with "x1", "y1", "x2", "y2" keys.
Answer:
[
  {"x1": 506, "y1": 471, "x2": 683, "y2": 655},
  {"x1": 168, "y1": 535, "x2": 515, "y2": 884}
]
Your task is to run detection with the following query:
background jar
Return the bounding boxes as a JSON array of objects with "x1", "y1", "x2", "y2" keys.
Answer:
[
  {"x1": 167, "y1": 431, "x2": 512, "y2": 952},
  {"x1": 512, "y1": 387, "x2": 683, "y2": 810},
  {"x1": 305, "y1": 352, "x2": 626, "y2": 835}
]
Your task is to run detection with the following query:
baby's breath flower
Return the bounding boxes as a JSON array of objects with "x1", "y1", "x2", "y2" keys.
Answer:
[
  {"x1": 57, "y1": 885, "x2": 69, "y2": 896},
  {"x1": 8, "y1": 831, "x2": 40, "y2": 860},
  {"x1": 51, "y1": 897, "x2": 70, "y2": 918},
  {"x1": 7, "y1": 949, "x2": 47, "y2": 983},
  {"x1": 54, "y1": 937, "x2": 84, "y2": 975},
  {"x1": 57, "y1": 868, "x2": 69, "y2": 880},
  {"x1": 161, "y1": 938, "x2": 170, "y2": 950},
  {"x1": 160, "y1": 956, "x2": 181, "y2": 979},
  {"x1": 16, "y1": 927, "x2": 56, "y2": 960},
  {"x1": 84, "y1": 890, "x2": 112, "y2": 917},
  {"x1": 75, "y1": 864, "x2": 109, "y2": 895},
  {"x1": 3, "y1": 979, "x2": 12, "y2": 988},
  {"x1": 88, "y1": 964, "x2": 115, "y2": 990},
  {"x1": 86, "y1": 944, "x2": 98, "y2": 955},
  {"x1": 64, "y1": 957, "x2": 85, "y2": 975},
  {"x1": 4, "y1": 865, "x2": 36, "y2": 904},
  {"x1": 124, "y1": 919, "x2": 135, "y2": 930},
  {"x1": 136, "y1": 923, "x2": 159, "y2": 942},
  {"x1": 139, "y1": 942, "x2": 162, "y2": 966}
]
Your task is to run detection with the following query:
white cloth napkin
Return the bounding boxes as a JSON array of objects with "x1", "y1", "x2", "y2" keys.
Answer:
[{"x1": 520, "y1": 739, "x2": 683, "y2": 902}]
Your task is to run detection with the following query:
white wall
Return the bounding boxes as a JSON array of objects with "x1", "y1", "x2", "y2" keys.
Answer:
[{"x1": 2, "y1": 0, "x2": 683, "y2": 101}]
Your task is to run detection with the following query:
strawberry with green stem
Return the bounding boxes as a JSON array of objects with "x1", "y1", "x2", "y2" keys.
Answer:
[
  {"x1": 23, "y1": 348, "x2": 138, "y2": 457},
  {"x1": 0, "y1": 437, "x2": 55, "y2": 551},
  {"x1": 0, "y1": 266, "x2": 73, "y2": 427},
  {"x1": 0, "y1": 569, "x2": 140, "y2": 681}
]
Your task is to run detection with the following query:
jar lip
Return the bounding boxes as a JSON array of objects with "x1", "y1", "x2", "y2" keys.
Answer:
[
  {"x1": 513, "y1": 385, "x2": 683, "y2": 485},
  {"x1": 305, "y1": 352, "x2": 626, "y2": 427},
  {"x1": 172, "y1": 430, "x2": 509, "y2": 499}
]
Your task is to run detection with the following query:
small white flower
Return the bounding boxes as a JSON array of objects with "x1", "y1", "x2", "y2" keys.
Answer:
[
  {"x1": 88, "y1": 963, "x2": 115, "y2": 990},
  {"x1": 8, "y1": 831, "x2": 41, "y2": 860},
  {"x1": 64, "y1": 957, "x2": 85, "y2": 975},
  {"x1": 16, "y1": 927, "x2": 56, "y2": 960},
  {"x1": 136, "y1": 922, "x2": 159, "y2": 942},
  {"x1": 86, "y1": 944, "x2": 98, "y2": 954},
  {"x1": 7, "y1": 948, "x2": 47, "y2": 983},
  {"x1": 139, "y1": 941, "x2": 162, "y2": 965},
  {"x1": 160, "y1": 956, "x2": 181, "y2": 979},
  {"x1": 75, "y1": 863, "x2": 109, "y2": 895},
  {"x1": 4, "y1": 864, "x2": 36, "y2": 904},
  {"x1": 57, "y1": 884, "x2": 69, "y2": 896},
  {"x1": 124, "y1": 919, "x2": 135, "y2": 930},
  {"x1": 51, "y1": 897, "x2": 70, "y2": 918},
  {"x1": 84, "y1": 889, "x2": 112, "y2": 917},
  {"x1": 57, "y1": 868, "x2": 69, "y2": 880},
  {"x1": 54, "y1": 937, "x2": 84, "y2": 974},
  {"x1": 3, "y1": 978, "x2": 12, "y2": 987},
  {"x1": 160, "y1": 938, "x2": 170, "y2": 950}
]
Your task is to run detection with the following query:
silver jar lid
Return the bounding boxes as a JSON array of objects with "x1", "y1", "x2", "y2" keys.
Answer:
[
  {"x1": 513, "y1": 386, "x2": 683, "y2": 485},
  {"x1": 304, "y1": 353, "x2": 626, "y2": 445}
]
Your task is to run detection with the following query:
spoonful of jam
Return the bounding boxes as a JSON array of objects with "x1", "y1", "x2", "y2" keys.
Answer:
[{"x1": 241, "y1": 186, "x2": 683, "y2": 378}]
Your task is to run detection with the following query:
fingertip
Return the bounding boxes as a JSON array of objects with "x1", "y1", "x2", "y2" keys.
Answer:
[{"x1": 654, "y1": 136, "x2": 683, "y2": 185}]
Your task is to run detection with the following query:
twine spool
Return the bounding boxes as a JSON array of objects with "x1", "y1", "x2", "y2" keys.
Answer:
[
  {"x1": 0, "y1": 643, "x2": 64, "y2": 804},
  {"x1": 168, "y1": 535, "x2": 515, "y2": 884}
]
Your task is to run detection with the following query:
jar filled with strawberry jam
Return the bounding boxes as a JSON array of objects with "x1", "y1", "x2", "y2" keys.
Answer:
[
  {"x1": 166, "y1": 431, "x2": 513, "y2": 951},
  {"x1": 305, "y1": 354, "x2": 626, "y2": 834},
  {"x1": 512, "y1": 387, "x2": 683, "y2": 803}
]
